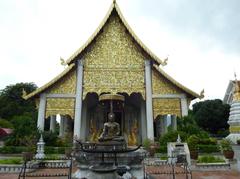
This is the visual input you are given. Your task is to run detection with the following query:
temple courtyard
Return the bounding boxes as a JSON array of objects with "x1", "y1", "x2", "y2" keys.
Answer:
[{"x1": 0, "y1": 167, "x2": 240, "y2": 179}]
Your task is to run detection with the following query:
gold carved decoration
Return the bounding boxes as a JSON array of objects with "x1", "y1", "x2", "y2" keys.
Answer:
[
  {"x1": 229, "y1": 126, "x2": 240, "y2": 133},
  {"x1": 152, "y1": 69, "x2": 183, "y2": 95},
  {"x1": 47, "y1": 69, "x2": 76, "y2": 94},
  {"x1": 45, "y1": 98, "x2": 75, "y2": 119},
  {"x1": 89, "y1": 119, "x2": 101, "y2": 142},
  {"x1": 153, "y1": 98, "x2": 181, "y2": 118},
  {"x1": 83, "y1": 15, "x2": 145, "y2": 98},
  {"x1": 128, "y1": 119, "x2": 138, "y2": 146}
]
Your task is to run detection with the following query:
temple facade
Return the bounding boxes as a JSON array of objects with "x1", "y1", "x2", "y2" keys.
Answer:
[{"x1": 24, "y1": 1, "x2": 200, "y2": 144}]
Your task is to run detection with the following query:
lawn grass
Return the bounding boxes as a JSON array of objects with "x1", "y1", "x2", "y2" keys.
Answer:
[
  {"x1": 197, "y1": 155, "x2": 225, "y2": 163},
  {"x1": 0, "y1": 157, "x2": 23, "y2": 164}
]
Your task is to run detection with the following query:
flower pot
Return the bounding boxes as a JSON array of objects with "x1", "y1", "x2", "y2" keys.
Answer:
[
  {"x1": 223, "y1": 150, "x2": 234, "y2": 159},
  {"x1": 190, "y1": 150, "x2": 198, "y2": 160}
]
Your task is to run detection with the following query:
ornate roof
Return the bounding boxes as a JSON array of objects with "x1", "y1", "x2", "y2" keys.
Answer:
[
  {"x1": 153, "y1": 64, "x2": 201, "y2": 99},
  {"x1": 66, "y1": 1, "x2": 163, "y2": 65},
  {"x1": 24, "y1": 63, "x2": 75, "y2": 99},
  {"x1": 24, "y1": 1, "x2": 201, "y2": 100}
]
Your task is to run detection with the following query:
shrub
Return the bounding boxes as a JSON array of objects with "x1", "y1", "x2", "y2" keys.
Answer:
[
  {"x1": 159, "y1": 131, "x2": 187, "y2": 147},
  {"x1": 197, "y1": 144, "x2": 220, "y2": 153},
  {"x1": 220, "y1": 139, "x2": 233, "y2": 151},
  {"x1": 0, "y1": 146, "x2": 31, "y2": 154},
  {"x1": 198, "y1": 137, "x2": 217, "y2": 145},
  {"x1": 143, "y1": 138, "x2": 153, "y2": 150},
  {"x1": 197, "y1": 155, "x2": 225, "y2": 163},
  {"x1": 187, "y1": 135, "x2": 199, "y2": 151},
  {"x1": 0, "y1": 119, "x2": 13, "y2": 128}
]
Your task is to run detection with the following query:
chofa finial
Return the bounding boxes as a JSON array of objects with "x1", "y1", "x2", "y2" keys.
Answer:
[
  {"x1": 22, "y1": 88, "x2": 27, "y2": 98},
  {"x1": 60, "y1": 57, "x2": 67, "y2": 67},
  {"x1": 200, "y1": 89, "x2": 204, "y2": 99},
  {"x1": 161, "y1": 55, "x2": 169, "y2": 67}
]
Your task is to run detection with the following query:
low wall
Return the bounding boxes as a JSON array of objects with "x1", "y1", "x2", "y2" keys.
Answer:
[{"x1": 192, "y1": 162, "x2": 230, "y2": 171}]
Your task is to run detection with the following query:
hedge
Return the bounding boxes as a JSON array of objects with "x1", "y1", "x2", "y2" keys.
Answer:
[
  {"x1": 197, "y1": 144, "x2": 220, "y2": 153},
  {"x1": 0, "y1": 146, "x2": 70, "y2": 154}
]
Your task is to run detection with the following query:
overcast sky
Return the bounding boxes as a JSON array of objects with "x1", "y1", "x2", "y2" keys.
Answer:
[{"x1": 0, "y1": 0, "x2": 240, "y2": 101}]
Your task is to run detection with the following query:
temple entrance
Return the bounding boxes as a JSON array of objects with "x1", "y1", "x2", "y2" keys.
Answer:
[{"x1": 83, "y1": 92, "x2": 145, "y2": 145}]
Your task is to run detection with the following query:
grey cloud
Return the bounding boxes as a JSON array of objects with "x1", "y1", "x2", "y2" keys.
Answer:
[{"x1": 137, "y1": 0, "x2": 240, "y2": 53}]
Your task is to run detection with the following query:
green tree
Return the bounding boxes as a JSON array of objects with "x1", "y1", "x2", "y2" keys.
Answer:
[
  {"x1": 5, "y1": 114, "x2": 39, "y2": 146},
  {"x1": 0, "y1": 82, "x2": 37, "y2": 120},
  {"x1": 192, "y1": 99, "x2": 230, "y2": 134},
  {"x1": 0, "y1": 118, "x2": 13, "y2": 128}
]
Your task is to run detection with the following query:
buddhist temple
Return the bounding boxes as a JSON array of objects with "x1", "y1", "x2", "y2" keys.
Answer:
[{"x1": 24, "y1": 1, "x2": 201, "y2": 144}]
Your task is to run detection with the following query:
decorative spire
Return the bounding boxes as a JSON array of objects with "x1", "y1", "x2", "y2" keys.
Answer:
[
  {"x1": 233, "y1": 72, "x2": 240, "y2": 101},
  {"x1": 113, "y1": 0, "x2": 116, "y2": 4}
]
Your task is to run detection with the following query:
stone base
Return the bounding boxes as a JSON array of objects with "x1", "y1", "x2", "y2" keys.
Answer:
[{"x1": 226, "y1": 133, "x2": 240, "y2": 144}]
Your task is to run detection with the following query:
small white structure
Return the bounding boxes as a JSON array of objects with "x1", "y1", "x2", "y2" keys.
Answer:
[
  {"x1": 226, "y1": 75, "x2": 240, "y2": 144},
  {"x1": 167, "y1": 135, "x2": 191, "y2": 166},
  {"x1": 35, "y1": 134, "x2": 46, "y2": 159}
]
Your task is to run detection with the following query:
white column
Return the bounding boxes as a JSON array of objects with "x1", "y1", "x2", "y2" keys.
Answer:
[
  {"x1": 59, "y1": 115, "x2": 64, "y2": 137},
  {"x1": 74, "y1": 59, "x2": 84, "y2": 139},
  {"x1": 50, "y1": 115, "x2": 56, "y2": 132},
  {"x1": 37, "y1": 94, "x2": 46, "y2": 131},
  {"x1": 181, "y1": 96, "x2": 188, "y2": 117},
  {"x1": 145, "y1": 60, "x2": 154, "y2": 141}
]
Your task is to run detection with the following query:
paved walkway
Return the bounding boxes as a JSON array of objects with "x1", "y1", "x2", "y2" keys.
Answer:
[{"x1": 1, "y1": 170, "x2": 240, "y2": 179}]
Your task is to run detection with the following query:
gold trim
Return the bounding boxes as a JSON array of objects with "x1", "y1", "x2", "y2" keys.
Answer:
[
  {"x1": 99, "y1": 94, "x2": 125, "y2": 101},
  {"x1": 65, "y1": 1, "x2": 163, "y2": 65},
  {"x1": 24, "y1": 64, "x2": 75, "y2": 99},
  {"x1": 153, "y1": 64, "x2": 200, "y2": 99}
]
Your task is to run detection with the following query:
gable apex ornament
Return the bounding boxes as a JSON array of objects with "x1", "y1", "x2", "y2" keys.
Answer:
[{"x1": 200, "y1": 89, "x2": 204, "y2": 99}]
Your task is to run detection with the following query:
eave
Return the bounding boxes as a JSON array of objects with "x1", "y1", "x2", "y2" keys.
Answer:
[{"x1": 153, "y1": 64, "x2": 201, "y2": 99}]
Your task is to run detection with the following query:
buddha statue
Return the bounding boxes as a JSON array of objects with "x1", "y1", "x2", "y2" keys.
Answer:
[{"x1": 98, "y1": 112, "x2": 123, "y2": 142}]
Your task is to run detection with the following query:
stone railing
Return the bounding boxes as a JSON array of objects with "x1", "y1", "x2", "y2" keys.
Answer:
[{"x1": 193, "y1": 162, "x2": 230, "y2": 171}]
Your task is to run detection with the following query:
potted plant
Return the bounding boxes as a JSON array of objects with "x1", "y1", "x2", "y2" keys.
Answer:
[
  {"x1": 143, "y1": 138, "x2": 155, "y2": 157},
  {"x1": 187, "y1": 135, "x2": 199, "y2": 160},
  {"x1": 220, "y1": 139, "x2": 234, "y2": 159}
]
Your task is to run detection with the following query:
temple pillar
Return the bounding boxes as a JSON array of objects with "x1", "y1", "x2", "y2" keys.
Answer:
[
  {"x1": 74, "y1": 59, "x2": 84, "y2": 139},
  {"x1": 140, "y1": 100, "x2": 147, "y2": 141},
  {"x1": 81, "y1": 100, "x2": 87, "y2": 140},
  {"x1": 63, "y1": 115, "x2": 70, "y2": 135},
  {"x1": 181, "y1": 96, "x2": 188, "y2": 117},
  {"x1": 160, "y1": 115, "x2": 168, "y2": 136},
  {"x1": 50, "y1": 115, "x2": 56, "y2": 132},
  {"x1": 145, "y1": 60, "x2": 154, "y2": 141},
  {"x1": 59, "y1": 115, "x2": 64, "y2": 137},
  {"x1": 171, "y1": 115, "x2": 177, "y2": 131},
  {"x1": 37, "y1": 94, "x2": 46, "y2": 131}
]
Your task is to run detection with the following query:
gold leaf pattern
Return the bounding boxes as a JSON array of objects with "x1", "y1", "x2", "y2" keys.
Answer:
[
  {"x1": 83, "y1": 14, "x2": 145, "y2": 98},
  {"x1": 153, "y1": 98, "x2": 181, "y2": 119},
  {"x1": 47, "y1": 69, "x2": 76, "y2": 94},
  {"x1": 45, "y1": 98, "x2": 75, "y2": 119},
  {"x1": 152, "y1": 69, "x2": 183, "y2": 95}
]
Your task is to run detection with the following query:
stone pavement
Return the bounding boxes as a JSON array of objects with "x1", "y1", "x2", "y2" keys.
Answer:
[{"x1": 1, "y1": 170, "x2": 240, "y2": 179}]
